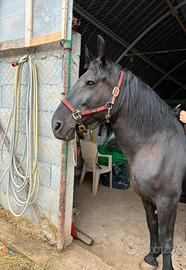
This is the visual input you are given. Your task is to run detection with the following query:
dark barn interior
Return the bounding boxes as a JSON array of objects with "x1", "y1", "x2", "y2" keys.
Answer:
[
  {"x1": 74, "y1": 0, "x2": 186, "y2": 107},
  {"x1": 73, "y1": 1, "x2": 186, "y2": 269}
]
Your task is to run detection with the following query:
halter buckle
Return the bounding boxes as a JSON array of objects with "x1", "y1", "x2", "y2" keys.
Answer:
[
  {"x1": 79, "y1": 124, "x2": 87, "y2": 133},
  {"x1": 72, "y1": 110, "x2": 82, "y2": 120},
  {"x1": 112, "y1": 87, "x2": 120, "y2": 97}
]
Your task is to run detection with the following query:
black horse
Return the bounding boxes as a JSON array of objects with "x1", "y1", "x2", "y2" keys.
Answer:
[{"x1": 52, "y1": 36, "x2": 186, "y2": 270}]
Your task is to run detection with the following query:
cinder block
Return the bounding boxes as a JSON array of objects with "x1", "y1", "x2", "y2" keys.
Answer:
[
  {"x1": 38, "y1": 111, "x2": 54, "y2": 138},
  {"x1": 35, "y1": 42, "x2": 64, "y2": 59},
  {"x1": 34, "y1": 58, "x2": 63, "y2": 85},
  {"x1": 0, "y1": 191, "x2": 8, "y2": 210},
  {"x1": 0, "y1": 177, "x2": 8, "y2": 193},
  {"x1": 0, "y1": 49, "x2": 27, "y2": 61},
  {"x1": 0, "y1": 86, "x2": 2, "y2": 107},
  {"x1": 38, "y1": 161, "x2": 51, "y2": 188},
  {"x1": 51, "y1": 164, "x2": 61, "y2": 191},
  {"x1": 0, "y1": 190, "x2": 19, "y2": 214},
  {"x1": 1, "y1": 83, "x2": 34, "y2": 111},
  {"x1": 0, "y1": 63, "x2": 14, "y2": 86},
  {"x1": 38, "y1": 136, "x2": 62, "y2": 164},
  {"x1": 37, "y1": 186, "x2": 59, "y2": 213},
  {"x1": 37, "y1": 186, "x2": 51, "y2": 212},
  {"x1": 0, "y1": 108, "x2": 11, "y2": 131},
  {"x1": 49, "y1": 189, "x2": 60, "y2": 213},
  {"x1": 38, "y1": 84, "x2": 62, "y2": 113},
  {"x1": 1, "y1": 85, "x2": 14, "y2": 108},
  {"x1": 1, "y1": 108, "x2": 27, "y2": 134},
  {"x1": 71, "y1": 56, "x2": 80, "y2": 89},
  {"x1": 0, "y1": 151, "x2": 9, "y2": 193}
]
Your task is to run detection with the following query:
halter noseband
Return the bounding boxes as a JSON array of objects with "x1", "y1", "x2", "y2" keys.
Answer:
[{"x1": 61, "y1": 70, "x2": 124, "y2": 133}]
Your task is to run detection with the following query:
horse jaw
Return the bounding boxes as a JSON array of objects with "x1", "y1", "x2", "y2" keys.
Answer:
[{"x1": 139, "y1": 260, "x2": 159, "y2": 270}]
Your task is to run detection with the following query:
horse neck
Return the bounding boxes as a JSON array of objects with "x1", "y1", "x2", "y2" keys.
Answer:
[{"x1": 110, "y1": 70, "x2": 176, "y2": 160}]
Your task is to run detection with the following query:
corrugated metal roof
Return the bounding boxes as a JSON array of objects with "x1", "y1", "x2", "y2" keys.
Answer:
[{"x1": 74, "y1": 0, "x2": 186, "y2": 102}]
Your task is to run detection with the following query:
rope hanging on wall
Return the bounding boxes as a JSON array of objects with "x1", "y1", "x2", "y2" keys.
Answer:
[{"x1": 1, "y1": 55, "x2": 39, "y2": 217}]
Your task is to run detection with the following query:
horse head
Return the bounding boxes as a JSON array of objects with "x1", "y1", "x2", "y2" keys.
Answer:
[{"x1": 52, "y1": 35, "x2": 122, "y2": 140}]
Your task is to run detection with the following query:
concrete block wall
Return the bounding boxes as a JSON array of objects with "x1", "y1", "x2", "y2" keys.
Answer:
[{"x1": 0, "y1": 32, "x2": 81, "y2": 230}]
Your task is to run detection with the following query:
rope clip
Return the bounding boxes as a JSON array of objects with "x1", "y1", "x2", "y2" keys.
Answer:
[{"x1": 105, "y1": 102, "x2": 113, "y2": 123}]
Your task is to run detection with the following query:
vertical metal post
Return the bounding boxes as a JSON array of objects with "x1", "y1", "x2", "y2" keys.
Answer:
[{"x1": 57, "y1": 0, "x2": 73, "y2": 250}]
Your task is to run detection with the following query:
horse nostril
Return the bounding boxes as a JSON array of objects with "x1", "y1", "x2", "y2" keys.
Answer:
[{"x1": 54, "y1": 121, "x2": 62, "y2": 133}]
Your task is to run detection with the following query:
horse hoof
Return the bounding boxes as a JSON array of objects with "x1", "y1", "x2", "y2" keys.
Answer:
[{"x1": 139, "y1": 260, "x2": 158, "y2": 270}]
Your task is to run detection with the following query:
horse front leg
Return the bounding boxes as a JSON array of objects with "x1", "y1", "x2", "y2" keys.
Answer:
[
  {"x1": 157, "y1": 198, "x2": 178, "y2": 270},
  {"x1": 140, "y1": 199, "x2": 160, "y2": 270}
]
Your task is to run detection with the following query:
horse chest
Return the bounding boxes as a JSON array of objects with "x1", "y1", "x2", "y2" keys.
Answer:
[
  {"x1": 130, "y1": 172, "x2": 156, "y2": 202},
  {"x1": 129, "y1": 150, "x2": 162, "y2": 201}
]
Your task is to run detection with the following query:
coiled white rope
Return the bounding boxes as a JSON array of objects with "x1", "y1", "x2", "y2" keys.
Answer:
[{"x1": 1, "y1": 55, "x2": 39, "y2": 217}]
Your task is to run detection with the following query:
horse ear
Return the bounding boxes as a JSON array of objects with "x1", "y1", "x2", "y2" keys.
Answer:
[
  {"x1": 84, "y1": 45, "x2": 91, "y2": 69},
  {"x1": 97, "y1": 35, "x2": 106, "y2": 64}
]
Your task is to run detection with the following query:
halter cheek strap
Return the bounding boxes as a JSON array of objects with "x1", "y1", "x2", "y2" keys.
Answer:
[{"x1": 61, "y1": 70, "x2": 124, "y2": 133}]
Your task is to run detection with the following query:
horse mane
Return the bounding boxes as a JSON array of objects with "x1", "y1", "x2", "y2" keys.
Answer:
[{"x1": 114, "y1": 67, "x2": 178, "y2": 139}]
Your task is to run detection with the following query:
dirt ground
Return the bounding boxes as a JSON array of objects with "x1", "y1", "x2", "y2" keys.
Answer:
[
  {"x1": 0, "y1": 211, "x2": 116, "y2": 270},
  {"x1": 74, "y1": 176, "x2": 186, "y2": 270},
  {"x1": 0, "y1": 249, "x2": 40, "y2": 270}
]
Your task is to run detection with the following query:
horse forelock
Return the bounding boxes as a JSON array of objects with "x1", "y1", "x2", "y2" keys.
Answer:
[{"x1": 89, "y1": 58, "x2": 116, "y2": 82}]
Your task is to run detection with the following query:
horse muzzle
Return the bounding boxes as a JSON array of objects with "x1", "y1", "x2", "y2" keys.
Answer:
[
  {"x1": 52, "y1": 114, "x2": 76, "y2": 141},
  {"x1": 53, "y1": 124, "x2": 75, "y2": 141}
]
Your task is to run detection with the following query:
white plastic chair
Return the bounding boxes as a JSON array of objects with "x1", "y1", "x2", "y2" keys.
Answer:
[{"x1": 79, "y1": 139, "x2": 112, "y2": 195}]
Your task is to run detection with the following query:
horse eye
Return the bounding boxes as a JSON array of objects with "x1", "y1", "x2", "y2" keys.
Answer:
[{"x1": 86, "y1": 80, "x2": 96, "y2": 86}]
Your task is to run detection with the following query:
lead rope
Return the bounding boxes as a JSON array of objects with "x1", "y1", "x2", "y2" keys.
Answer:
[{"x1": 70, "y1": 132, "x2": 77, "y2": 167}]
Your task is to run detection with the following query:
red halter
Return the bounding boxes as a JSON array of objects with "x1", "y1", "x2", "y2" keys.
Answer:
[{"x1": 61, "y1": 70, "x2": 124, "y2": 133}]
